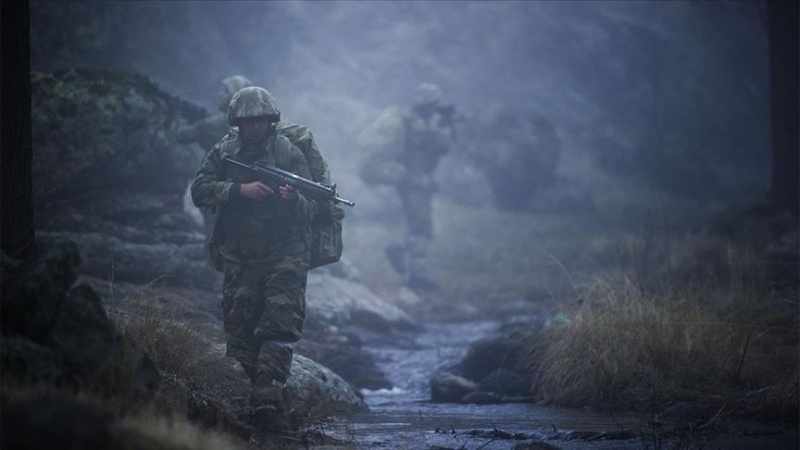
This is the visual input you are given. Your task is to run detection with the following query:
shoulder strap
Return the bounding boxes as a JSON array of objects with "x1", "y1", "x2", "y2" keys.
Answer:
[
  {"x1": 216, "y1": 137, "x2": 238, "y2": 180},
  {"x1": 275, "y1": 135, "x2": 291, "y2": 169}
]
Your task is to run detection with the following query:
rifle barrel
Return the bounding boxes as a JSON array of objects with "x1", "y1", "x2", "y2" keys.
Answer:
[{"x1": 223, "y1": 156, "x2": 354, "y2": 207}]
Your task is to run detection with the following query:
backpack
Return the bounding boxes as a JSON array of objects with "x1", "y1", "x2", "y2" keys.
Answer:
[
  {"x1": 275, "y1": 134, "x2": 345, "y2": 269},
  {"x1": 210, "y1": 132, "x2": 343, "y2": 271}
]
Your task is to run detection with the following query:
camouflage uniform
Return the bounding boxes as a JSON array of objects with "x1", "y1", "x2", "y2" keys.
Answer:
[
  {"x1": 358, "y1": 83, "x2": 455, "y2": 290},
  {"x1": 177, "y1": 75, "x2": 254, "y2": 151},
  {"x1": 179, "y1": 75, "x2": 330, "y2": 247},
  {"x1": 191, "y1": 87, "x2": 316, "y2": 429},
  {"x1": 277, "y1": 121, "x2": 330, "y2": 185}
]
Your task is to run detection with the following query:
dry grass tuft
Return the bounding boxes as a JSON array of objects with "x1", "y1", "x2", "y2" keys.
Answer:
[
  {"x1": 100, "y1": 278, "x2": 214, "y2": 380},
  {"x1": 121, "y1": 304, "x2": 208, "y2": 378},
  {"x1": 524, "y1": 240, "x2": 798, "y2": 418}
]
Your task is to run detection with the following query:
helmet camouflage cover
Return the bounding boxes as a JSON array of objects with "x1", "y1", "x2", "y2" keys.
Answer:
[
  {"x1": 413, "y1": 83, "x2": 443, "y2": 107},
  {"x1": 227, "y1": 86, "x2": 281, "y2": 126}
]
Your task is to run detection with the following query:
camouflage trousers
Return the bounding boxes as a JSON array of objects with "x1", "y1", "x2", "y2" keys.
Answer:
[
  {"x1": 221, "y1": 249, "x2": 308, "y2": 400},
  {"x1": 398, "y1": 187, "x2": 434, "y2": 239},
  {"x1": 392, "y1": 188, "x2": 433, "y2": 276}
]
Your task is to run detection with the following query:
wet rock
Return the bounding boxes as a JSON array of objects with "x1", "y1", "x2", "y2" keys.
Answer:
[
  {"x1": 288, "y1": 354, "x2": 369, "y2": 416},
  {"x1": 296, "y1": 327, "x2": 391, "y2": 391},
  {"x1": 306, "y1": 273, "x2": 416, "y2": 331},
  {"x1": 478, "y1": 368, "x2": 530, "y2": 397},
  {"x1": 460, "y1": 329, "x2": 529, "y2": 382},
  {"x1": 430, "y1": 371, "x2": 478, "y2": 403},
  {"x1": 430, "y1": 325, "x2": 536, "y2": 403}
]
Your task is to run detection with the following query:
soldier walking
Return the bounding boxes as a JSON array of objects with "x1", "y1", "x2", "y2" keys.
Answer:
[
  {"x1": 358, "y1": 83, "x2": 456, "y2": 292},
  {"x1": 191, "y1": 86, "x2": 316, "y2": 431}
]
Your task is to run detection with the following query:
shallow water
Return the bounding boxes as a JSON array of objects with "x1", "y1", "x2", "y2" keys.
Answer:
[
  {"x1": 314, "y1": 320, "x2": 653, "y2": 449},
  {"x1": 312, "y1": 320, "x2": 798, "y2": 450}
]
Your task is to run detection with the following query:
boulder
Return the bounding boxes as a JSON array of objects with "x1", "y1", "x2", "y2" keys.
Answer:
[
  {"x1": 429, "y1": 326, "x2": 535, "y2": 404},
  {"x1": 0, "y1": 239, "x2": 156, "y2": 399},
  {"x1": 460, "y1": 329, "x2": 530, "y2": 382},
  {"x1": 288, "y1": 354, "x2": 369, "y2": 417},
  {"x1": 430, "y1": 371, "x2": 479, "y2": 403},
  {"x1": 31, "y1": 69, "x2": 215, "y2": 288},
  {"x1": 306, "y1": 272, "x2": 416, "y2": 331},
  {"x1": 478, "y1": 368, "x2": 530, "y2": 398}
]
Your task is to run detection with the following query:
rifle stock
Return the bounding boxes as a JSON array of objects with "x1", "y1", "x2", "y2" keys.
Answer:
[{"x1": 223, "y1": 156, "x2": 355, "y2": 207}]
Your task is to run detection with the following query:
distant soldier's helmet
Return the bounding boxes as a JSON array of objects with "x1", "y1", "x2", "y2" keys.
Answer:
[
  {"x1": 221, "y1": 75, "x2": 254, "y2": 96},
  {"x1": 413, "y1": 83, "x2": 443, "y2": 107},
  {"x1": 227, "y1": 86, "x2": 281, "y2": 126}
]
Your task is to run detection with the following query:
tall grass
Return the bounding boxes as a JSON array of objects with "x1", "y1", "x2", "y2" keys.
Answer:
[
  {"x1": 120, "y1": 303, "x2": 208, "y2": 379},
  {"x1": 98, "y1": 277, "x2": 215, "y2": 380},
  {"x1": 524, "y1": 231, "x2": 799, "y2": 419}
]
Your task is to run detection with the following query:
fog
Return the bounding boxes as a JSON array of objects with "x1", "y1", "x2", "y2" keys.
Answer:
[
  {"x1": 28, "y1": 0, "x2": 777, "y2": 296},
  {"x1": 31, "y1": 0, "x2": 771, "y2": 201}
]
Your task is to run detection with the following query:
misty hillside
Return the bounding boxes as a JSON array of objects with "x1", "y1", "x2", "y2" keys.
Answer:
[
  {"x1": 31, "y1": 1, "x2": 771, "y2": 209},
  {"x1": 29, "y1": 1, "x2": 789, "y2": 306}
]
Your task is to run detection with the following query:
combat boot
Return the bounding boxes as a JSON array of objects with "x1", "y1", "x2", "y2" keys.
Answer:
[{"x1": 250, "y1": 378, "x2": 291, "y2": 433}]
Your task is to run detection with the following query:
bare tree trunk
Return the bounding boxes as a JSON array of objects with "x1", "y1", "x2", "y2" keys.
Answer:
[
  {"x1": 1, "y1": 0, "x2": 36, "y2": 259},
  {"x1": 767, "y1": 0, "x2": 799, "y2": 214}
]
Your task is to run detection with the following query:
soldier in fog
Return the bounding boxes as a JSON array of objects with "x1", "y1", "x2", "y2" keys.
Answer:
[
  {"x1": 466, "y1": 108, "x2": 561, "y2": 211},
  {"x1": 179, "y1": 74, "x2": 330, "y2": 182},
  {"x1": 177, "y1": 75, "x2": 254, "y2": 151},
  {"x1": 358, "y1": 83, "x2": 456, "y2": 292},
  {"x1": 191, "y1": 87, "x2": 316, "y2": 432},
  {"x1": 181, "y1": 75, "x2": 331, "y2": 243}
]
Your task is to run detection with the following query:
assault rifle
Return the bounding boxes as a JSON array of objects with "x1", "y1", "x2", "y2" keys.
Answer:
[{"x1": 223, "y1": 156, "x2": 355, "y2": 207}]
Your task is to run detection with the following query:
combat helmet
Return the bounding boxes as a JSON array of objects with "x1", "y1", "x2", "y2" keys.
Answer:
[
  {"x1": 227, "y1": 86, "x2": 281, "y2": 126},
  {"x1": 413, "y1": 83, "x2": 443, "y2": 107}
]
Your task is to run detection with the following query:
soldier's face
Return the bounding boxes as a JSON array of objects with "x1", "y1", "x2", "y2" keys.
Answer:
[{"x1": 239, "y1": 117, "x2": 272, "y2": 144}]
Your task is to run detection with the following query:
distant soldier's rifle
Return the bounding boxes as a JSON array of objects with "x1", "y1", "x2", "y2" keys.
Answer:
[{"x1": 223, "y1": 156, "x2": 355, "y2": 207}]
